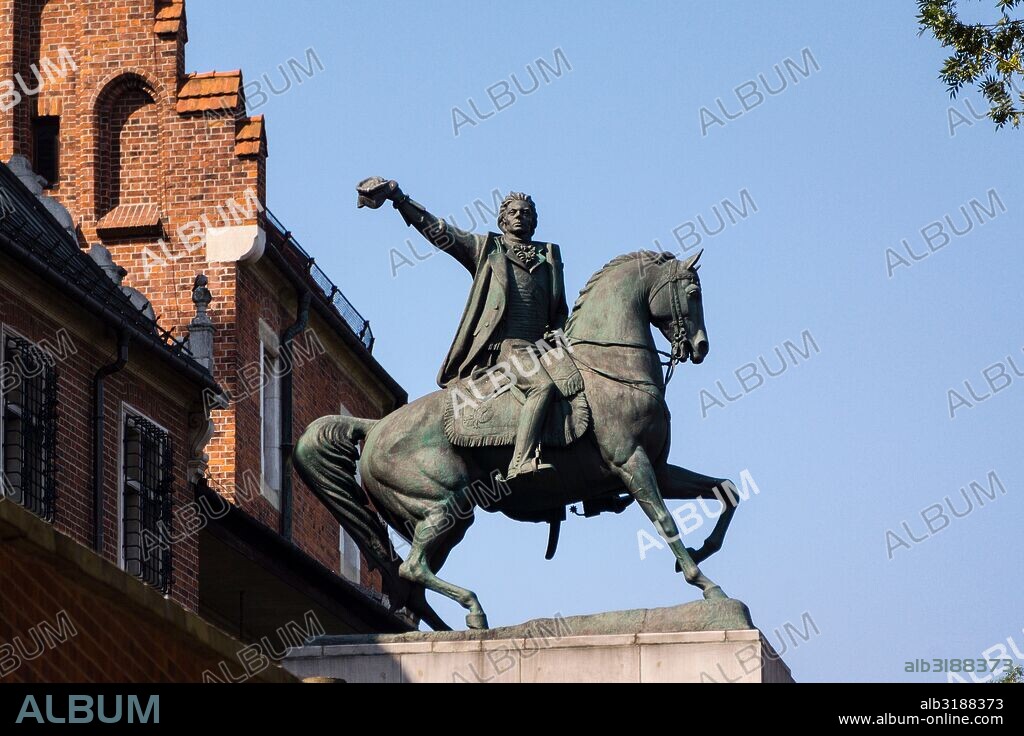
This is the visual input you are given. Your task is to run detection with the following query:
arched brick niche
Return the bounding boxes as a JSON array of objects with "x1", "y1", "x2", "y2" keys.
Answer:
[{"x1": 93, "y1": 74, "x2": 163, "y2": 234}]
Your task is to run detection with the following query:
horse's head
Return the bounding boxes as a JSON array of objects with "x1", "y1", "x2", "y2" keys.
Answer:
[{"x1": 647, "y1": 250, "x2": 708, "y2": 365}]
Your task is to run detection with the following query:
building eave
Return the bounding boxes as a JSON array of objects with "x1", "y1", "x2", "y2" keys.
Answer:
[
  {"x1": 261, "y1": 231, "x2": 408, "y2": 410},
  {"x1": 0, "y1": 162, "x2": 223, "y2": 397},
  {"x1": 196, "y1": 480, "x2": 415, "y2": 635}
]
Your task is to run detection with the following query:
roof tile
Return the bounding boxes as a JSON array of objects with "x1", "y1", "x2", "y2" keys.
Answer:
[
  {"x1": 235, "y1": 115, "x2": 267, "y2": 158},
  {"x1": 177, "y1": 70, "x2": 242, "y2": 114},
  {"x1": 96, "y1": 203, "x2": 163, "y2": 237},
  {"x1": 154, "y1": 0, "x2": 185, "y2": 36}
]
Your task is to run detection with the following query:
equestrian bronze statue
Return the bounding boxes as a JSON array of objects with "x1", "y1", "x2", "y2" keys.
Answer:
[{"x1": 295, "y1": 178, "x2": 742, "y2": 630}]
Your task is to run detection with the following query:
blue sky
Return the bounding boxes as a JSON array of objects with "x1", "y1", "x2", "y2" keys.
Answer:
[{"x1": 187, "y1": 1, "x2": 1022, "y2": 682}]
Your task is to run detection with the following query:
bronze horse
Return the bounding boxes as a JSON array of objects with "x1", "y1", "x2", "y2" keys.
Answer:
[{"x1": 295, "y1": 250, "x2": 741, "y2": 630}]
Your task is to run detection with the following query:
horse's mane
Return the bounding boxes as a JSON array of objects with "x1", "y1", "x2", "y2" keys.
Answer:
[{"x1": 566, "y1": 250, "x2": 676, "y2": 331}]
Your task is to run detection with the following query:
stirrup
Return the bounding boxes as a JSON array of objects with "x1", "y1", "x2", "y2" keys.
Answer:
[{"x1": 500, "y1": 455, "x2": 556, "y2": 483}]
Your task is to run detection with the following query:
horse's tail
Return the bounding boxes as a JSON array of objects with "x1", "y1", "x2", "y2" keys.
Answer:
[{"x1": 294, "y1": 415, "x2": 450, "y2": 631}]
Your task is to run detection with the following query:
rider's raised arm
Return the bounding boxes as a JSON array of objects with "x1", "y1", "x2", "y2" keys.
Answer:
[
  {"x1": 550, "y1": 245, "x2": 569, "y2": 333},
  {"x1": 391, "y1": 192, "x2": 483, "y2": 274}
]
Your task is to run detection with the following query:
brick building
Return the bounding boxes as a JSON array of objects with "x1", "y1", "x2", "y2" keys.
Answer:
[{"x1": 0, "y1": 0, "x2": 412, "y2": 680}]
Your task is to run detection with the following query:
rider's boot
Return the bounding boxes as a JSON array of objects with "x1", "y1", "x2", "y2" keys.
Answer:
[{"x1": 500, "y1": 385, "x2": 556, "y2": 483}]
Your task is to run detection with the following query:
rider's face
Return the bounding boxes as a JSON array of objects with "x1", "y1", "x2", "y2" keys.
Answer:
[{"x1": 501, "y1": 201, "x2": 536, "y2": 239}]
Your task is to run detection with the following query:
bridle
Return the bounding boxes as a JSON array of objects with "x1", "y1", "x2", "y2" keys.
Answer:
[
  {"x1": 649, "y1": 257, "x2": 699, "y2": 385},
  {"x1": 569, "y1": 258, "x2": 699, "y2": 392}
]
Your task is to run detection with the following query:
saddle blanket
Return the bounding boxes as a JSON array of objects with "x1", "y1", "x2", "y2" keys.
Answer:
[{"x1": 443, "y1": 342, "x2": 591, "y2": 448}]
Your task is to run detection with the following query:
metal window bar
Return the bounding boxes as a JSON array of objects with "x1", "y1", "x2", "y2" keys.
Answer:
[
  {"x1": 122, "y1": 413, "x2": 173, "y2": 592},
  {"x1": 1, "y1": 335, "x2": 57, "y2": 521}
]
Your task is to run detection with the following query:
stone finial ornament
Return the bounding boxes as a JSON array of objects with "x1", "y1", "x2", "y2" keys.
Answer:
[
  {"x1": 88, "y1": 244, "x2": 156, "y2": 322},
  {"x1": 187, "y1": 274, "x2": 214, "y2": 371}
]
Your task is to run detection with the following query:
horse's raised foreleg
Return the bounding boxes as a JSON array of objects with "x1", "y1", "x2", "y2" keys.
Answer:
[
  {"x1": 398, "y1": 498, "x2": 489, "y2": 630},
  {"x1": 611, "y1": 449, "x2": 727, "y2": 600},
  {"x1": 657, "y1": 464, "x2": 739, "y2": 564}
]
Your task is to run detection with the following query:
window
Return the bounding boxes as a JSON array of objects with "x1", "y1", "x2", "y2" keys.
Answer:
[
  {"x1": 32, "y1": 116, "x2": 60, "y2": 188},
  {"x1": 121, "y1": 410, "x2": 172, "y2": 592},
  {"x1": 338, "y1": 402, "x2": 361, "y2": 584},
  {"x1": 340, "y1": 525, "x2": 361, "y2": 584},
  {"x1": 259, "y1": 322, "x2": 282, "y2": 508},
  {"x1": 1, "y1": 331, "x2": 57, "y2": 520}
]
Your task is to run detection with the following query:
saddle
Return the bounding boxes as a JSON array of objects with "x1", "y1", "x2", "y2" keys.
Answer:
[{"x1": 443, "y1": 342, "x2": 591, "y2": 449}]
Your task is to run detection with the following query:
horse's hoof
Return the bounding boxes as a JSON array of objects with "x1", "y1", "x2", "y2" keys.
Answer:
[
  {"x1": 703, "y1": 585, "x2": 728, "y2": 601},
  {"x1": 466, "y1": 612, "x2": 489, "y2": 630}
]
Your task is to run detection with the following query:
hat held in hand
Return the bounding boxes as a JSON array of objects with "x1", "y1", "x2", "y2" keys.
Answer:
[{"x1": 356, "y1": 177, "x2": 397, "y2": 209}]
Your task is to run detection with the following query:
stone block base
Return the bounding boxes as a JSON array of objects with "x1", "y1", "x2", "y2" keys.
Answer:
[{"x1": 283, "y1": 600, "x2": 794, "y2": 683}]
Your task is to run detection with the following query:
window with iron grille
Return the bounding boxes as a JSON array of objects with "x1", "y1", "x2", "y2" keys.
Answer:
[
  {"x1": 1, "y1": 333, "x2": 57, "y2": 521},
  {"x1": 122, "y1": 411, "x2": 173, "y2": 592}
]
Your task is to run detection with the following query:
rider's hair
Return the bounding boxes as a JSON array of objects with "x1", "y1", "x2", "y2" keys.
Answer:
[{"x1": 498, "y1": 192, "x2": 537, "y2": 235}]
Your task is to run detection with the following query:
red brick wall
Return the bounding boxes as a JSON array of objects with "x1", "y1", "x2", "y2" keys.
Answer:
[
  {"x1": 96, "y1": 79, "x2": 162, "y2": 214},
  {"x1": 0, "y1": 523, "x2": 293, "y2": 683},
  {"x1": 235, "y1": 265, "x2": 384, "y2": 592},
  {"x1": 1, "y1": 1, "x2": 250, "y2": 544},
  {"x1": 1, "y1": 0, "x2": 394, "y2": 597},
  {"x1": 288, "y1": 314, "x2": 384, "y2": 591},
  {"x1": 0, "y1": 543, "x2": 222, "y2": 682},
  {"x1": 0, "y1": 272, "x2": 200, "y2": 611},
  {"x1": 231, "y1": 265, "x2": 283, "y2": 530}
]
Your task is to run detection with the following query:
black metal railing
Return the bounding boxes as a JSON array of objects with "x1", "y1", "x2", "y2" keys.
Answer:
[
  {"x1": 0, "y1": 164, "x2": 197, "y2": 362},
  {"x1": 1, "y1": 334, "x2": 57, "y2": 521},
  {"x1": 264, "y1": 208, "x2": 374, "y2": 352},
  {"x1": 122, "y1": 413, "x2": 173, "y2": 593}
]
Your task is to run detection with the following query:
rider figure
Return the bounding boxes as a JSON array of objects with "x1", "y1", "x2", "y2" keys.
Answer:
[{"x1": 361, "y1": 178, "x2": 568, "y2": 482}]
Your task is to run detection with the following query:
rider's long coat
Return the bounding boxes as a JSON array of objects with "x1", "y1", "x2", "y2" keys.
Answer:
[{"x1": 438, "y1": 232, "x2": 568, "y2": 388}]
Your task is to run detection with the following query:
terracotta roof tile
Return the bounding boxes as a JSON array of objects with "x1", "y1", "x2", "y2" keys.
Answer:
[
  {"x1": 156, "y1": 0, "x2": 184, "y2": 20},
  {"x1": 154, "y1": 0, "x2": 185, "y2": 36},
  {"x1": 235, "y1": 115, "x2": 267, "y2": 158},
  {"x1": 96, "y1": 204, "x2": 163, "y2": 237},
  {"x1": 177, "y1": 71, "x2": 242, "y2": 114}
]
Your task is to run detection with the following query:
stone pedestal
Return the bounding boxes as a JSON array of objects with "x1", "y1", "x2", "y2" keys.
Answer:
[{"x1": 283, "y1": 600, "x2": 794, "y2": 683}]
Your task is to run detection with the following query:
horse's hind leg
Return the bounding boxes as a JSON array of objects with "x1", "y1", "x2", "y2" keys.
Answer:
[
  {"x1": 399, "y1": 501, "x2": 488, "y2": 629},
  {"x1": 657, "y1": 464, "x2": 739, "y2": 564}
]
